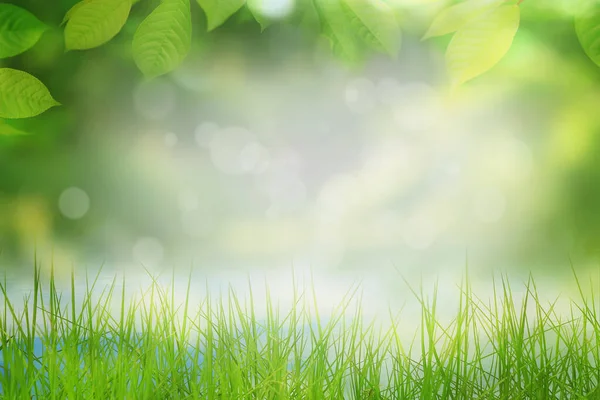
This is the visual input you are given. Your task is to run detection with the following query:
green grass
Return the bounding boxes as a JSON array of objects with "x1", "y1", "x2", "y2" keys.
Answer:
[{"x1": 0, "y1": 264, "x2": 599, "y2": 399}]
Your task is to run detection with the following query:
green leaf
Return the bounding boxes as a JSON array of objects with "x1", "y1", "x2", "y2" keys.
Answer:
[
  {"x1": 246, "y1": 0, "x2": 274, "y2": 31},
  {"x1": 341, "y1": 0, "x2": 400, "y2": 57},
  {"x1": 196, "y1": 0, "x2": 245, "y2": 31},
  {"x1": 64, "y1": 0, "x2": 132, "y2": 50},
  {"x1": 0, "y1": 119, "x2": 28, "y2": 135},
  {"x1": 314, "y1": 0, "x2": 361, "y2": 62},
  {"x1": 132, "y1": 0, "x2": 192, "y2": 78},
  {"x1": 446, "y1": 5, "x2": 520, "y2": 86},
  {"x1": 575, "y1": 1, "x2": 600, "y2": 68},
  {"x1": 62, "y1": 0, "x2": 92, "y2": 26},
  {"x1": 0, "y1": 4, "x2": 47, "y2": 59},
  {"x1": 423, "y1": 0, "x2": 504, "y2": 40},
  {"x1": 62, "y1": 0, "x2": 141, "y2": 26},
  {"x1": 0, "y1": 68, "x2": 60, "y2": 119},
  {"x1": 300, "y1": 0, "x2": 320, "y2": 31}
]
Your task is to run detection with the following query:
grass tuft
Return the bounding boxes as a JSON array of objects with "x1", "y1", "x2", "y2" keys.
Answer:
[{"x1": 0, "y1": 264, "x2": 599, "y2": 399}]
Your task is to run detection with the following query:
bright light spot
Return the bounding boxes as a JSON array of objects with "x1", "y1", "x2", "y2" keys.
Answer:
[
  {"x1": 181, "y1": 210, "x2": 214, "y2": 238},
  {"x1": 164, "y1": 132, "x2": 178, "y2": 147},
  {"x1": 317, "y1": 123, "x2": 330, "y2": 134},
  {"x1": 357, "y1": 138, "x2": 422, "y2": 206},
  {"x1": 376, "y1": 77, "x2": 402, "y2": 105},
  {"x1": 270, "y1": 148, "x2": 303, "y2": 174},
  {"x1": 473, "y1": 188, "x2": 506, "y2": 223},
  {"x1": 345, "y1": 78, "x2": 376, "y2": 114},
  {"x1": 266, "y1": 176, "x2": 307, "y2": 212},
  {"x1": 133, "y1": 80, "x2": 176, "y2": 120},
  {"x1": 261, "y1": 159, "x2": 307, "y2": 213},
  {"x1": 178, "y1": 190, "x2": 198, "y2": 212},
  {"x1": 251, "y1": 0, "x2": 296, "y2": 19},
  {"x1": 171, "y1": 53, "x2": 212, "y2": 93},
  {"x1": 265, "y1": 205, "x2": 280, "y2": 219},
  {"x1": 311, "y1": 230, "x2": 346, "y2": 269},
  {"x1": 496, "y1": 136, "x2": 533, "y2": 182},
  {"x1": 195, "y1": 122, "x2": 219, "y2": 148},
  {"x1": 392, "y1": 82, "x2": 441, "y2": 132},
  {"x1": 58, "y1": 187, "x2": 90, "y2": 220},
  {"x1": 240, "y1": 142, "x2": 271, "y2": 174},
  {"x1": 445, "y1": 162, "x2": 461, "y2": 177},
  {"x1": 366, "y1": 210, "x2": 403, "y2": 244},
  {"x1": 476, "y1": 134, "x2": 534, "y2": 184},
  {"x1": 209, "y1": 127, "x2": 256, "y2": 174},
  {"x1": 402, "y1": 214, "x2": 438, "y2": 250},
  {"x1": 317, "y1": 174, "x2": 361, "y2": 220},
  {"x1": 132, "y1": 237, "x2": 164, "y2": 267}
]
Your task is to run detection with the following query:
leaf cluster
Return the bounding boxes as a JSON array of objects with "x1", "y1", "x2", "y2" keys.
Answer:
[{"x1": 1, "y1": 0, "x2": 600, "y2": 124}]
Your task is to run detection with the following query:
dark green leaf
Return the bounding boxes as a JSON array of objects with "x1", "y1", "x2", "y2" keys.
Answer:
[
  {"x1": 0, "y1": 3, "x2": 47, "y2": 59},
  {"x1": 576, "y1": 2, "x2": 600, "y2": 68}
]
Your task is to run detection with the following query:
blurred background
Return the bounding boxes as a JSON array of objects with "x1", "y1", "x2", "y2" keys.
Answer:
[{"x1": 1, "y1": 0, "x2": 599, "y2": 312}]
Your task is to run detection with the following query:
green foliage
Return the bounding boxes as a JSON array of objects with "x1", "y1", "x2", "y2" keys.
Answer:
[
  {"x1": 1, "y1": 266, "x2": 600, "y2": 398},
  {"x1": 314, "y1": 0, "x2": 361, "y2": 62},
  {"x1": 0, "y1": 68, "x2": 60, "y2": 119},
  {"x1": 341, "y1": 0, "x2": 401, "y2": 57},
  {"x1": 423, "y1": 0, "x2": 505, "y2": 39},
  {"x1": 446, "y1": 5, "x2": 520, "y2": 85},
  {"x1": 64, "y1": 0, "x2": 132, "y2": 51},
  {"x1": 195, "y1": 0, "x2": 245, "y2": 31},
  {"x1": 0, "y1": 3, "x2": 47, "y2": 59},
  {"x1": 247, "y1": 0, "x2": 274, "y2": 31},
  {"x1": 424, "y1": 1, "x2": 521, "y2": 85},
  {"x1": 4, "y1": 0, "x2": 600, "y2": 120},
  {"x1": 575, "y1": 1, "x2": 600, "y2": 68},
  {"x1": 132, "y1": 0, "x2": 193, "y2": 78}
]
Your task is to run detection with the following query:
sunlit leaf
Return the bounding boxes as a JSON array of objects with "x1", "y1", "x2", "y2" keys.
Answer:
[
  {"x1": 341, "y1": 0, "x2": 400, "y2": 57},
  {"x1": 0, "y1": 3, "x2": 47, "y2": 58},
  {"x1": 62, "y1": 0, "x2": 141, "y2": 26},
  {"x1": 61, "y1": 0, "x2": 92, "y2": 26},
  {"x1": 314, "y1": 0, "x2": 361, "y2": 62},
  {"x1": 446, "y1": 5, "x2": 520, "y2": 86},
  {"x1": 196, "y1": 0, "x2": 245, "y2": 31},
  {"x1": 0, "y1": 68, "x2": 60, "y2": 119},
  {"x1": 132, "y1": 0, "x2": 192, "y2": 78},
  {"x1": 423, "y1": 0, "x2": 504, "y2": 40},
  {"x1": 246, "y1": 0, "x2": 275, "y2": 31},
  {"x1": 575, "y1": 1, "x2": 600, "y2": 68},
  {"x1": 64, "y1": 0, "x2": 132, "y2": 50}
]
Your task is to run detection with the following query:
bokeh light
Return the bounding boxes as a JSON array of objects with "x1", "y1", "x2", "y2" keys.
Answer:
[
  {"x1": 132, "y1": 237, "x2": 164, "y2": 268},
  {"x1": 58, "y1": 187, "x2": 90, "y2": 220},
  {"x1": 250, "y1": 0, "x2": 296, "y2": 19},
  {"x1": 133, "y1": 80, "x2": 176, "y2": 120}
]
